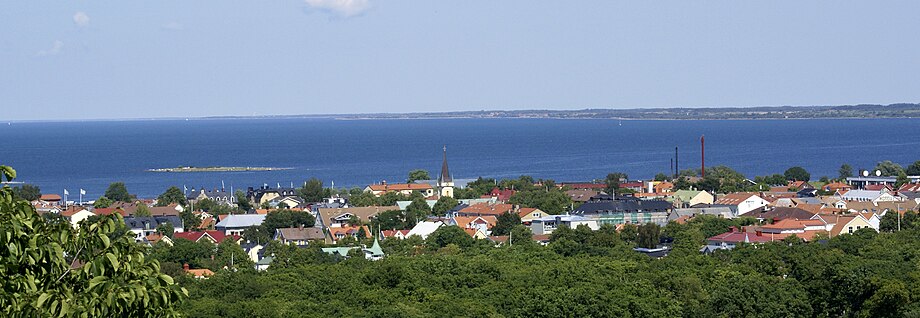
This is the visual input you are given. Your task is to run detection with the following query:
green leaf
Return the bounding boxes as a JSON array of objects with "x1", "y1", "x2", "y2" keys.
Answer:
[
  {"x1": 36, "y1": 292, "x2": 51, "y2": 307},
  {"x1": 88, "y1": 276, "x2": 106, "y2": 290},
  {"x1": 105, "y1": 253, "x2": 119, "y2": 270}
]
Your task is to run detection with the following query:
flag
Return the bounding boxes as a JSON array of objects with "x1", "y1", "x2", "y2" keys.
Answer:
[
  {"x1": 80, "y1": 189, "x2": 86, "y2": 195},
  {"x1": 63, "y1": 189, "x2": 69, "y2": 196}
]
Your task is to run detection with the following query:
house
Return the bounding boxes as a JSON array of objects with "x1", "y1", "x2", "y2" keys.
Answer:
[
  {"x1": 448, "y1": 216, "x2": 497, "y2": 233},
  {"x1": 566, "y1": 189, "x2": 600, "y2": 203},
  {"x1": 365, "y1": 181, "x2": 434, "y2": 197},
  {"x1": 246, "y1": 186, "x2": 299, "y2": 206},
  {"x1": 173, "y1": 230, "x2": 242, "y2": 244},
  {"x1": 757, "y1": 219, "x2": 828, "y2": 241},
  {"x1": 898, "y1": 183, "x2": 920, "y2": 192},
  {"x1": 481, "y1": 188, "x2": 515, "y2": 202},
  {"x1": 531, "y1": 215, "x2": 599, "y2": 235},
  {"x1": 122, "y1": 216, "x2": 184, "y2": 242},
  {"x1": 864, "y1": 184, "x2": 893, "y2": 191},
  {"x1": 822, "y1": 182, "x2": 852, "y2": 192},
  {"x1": 619, "y1": 182, "x2": 644, "y2": 193},
  {"x1": 255, "y1": 256, "x2": 273, "y2": 271},
  {"x1": 214, "y1": 214, "x2": 267, "y2": 236},
  {"x1": 396, "y1": 199, "x2": 438, "y2": 211},
  {"x1": 148, "y1": 205, "x2": 182, "y2": 217},
  {"x1": 745, "y1": 207, "x2": 815, "y2": 222},
  {"x1": 701, "y1": 227, "x2": 776, "y2": 253},
  {"x1": 846, "y1": 176, "x2": 920, "y2": 189},
  {"x1": 274, "y1": 226, "x2": 326, "y2": 246},
  {"x1": 829, "y1": 214, "x2": 876, "y2": 236},
  {"x1": 787, "y1": 180, "x2": 814, "y2": 190},
  {"x1": 840, "y1": 189, "x2": 901, "y2": 203},
  {"x1": 488, "y1": 234, "x2": 552, "y2": 246},
  {"x1": 667, "y1": 205, "x2": 738, "y2": 222},
  {"x1": 517, "y1": 207, "x2": 549, "y2": 225},
  {"x1": 668, "y1": 190, "x2": 714, "y2": 208},
  {"x1": 183, "y1": 263, "x2": 214, "y2": 279},
  {"x1": 327, "y1": 225, "x2": 371, "y2": 244},
  {"x1": 380, "y1": 229, "x2": 411, "y2": 239},
  {"x1": 188, "y1": 188, "x2": 236, "y2": 206},
  {"x1": 143, "y1": 233, "x2": 173, "y2": 246},
  {"x1": 571, "y1": 194, "x2": 672, "y2": 226},
  {"x1": 320, "y1": 239, "x2": 386, "y2": 260},
  {"x1": 405, "y1": 221, "x2": 444, "y2": 239},
  {"x1": 39, "y1": 194, "x2": 63, "y2": 205},
  {"x1": 463, "y1": 228, "x2": 489, "y2": 239},
  {"x1": 558, "y1": 183, "x2": 606, "y2": 190},
  {"x1": 714, "y1": 193, "x2": 769, "y2": 215},
  {"x1": 456, "y1": 203, "x2": 515, "y2": 217},
  {"x1": 61, "y1": 206, "x2": 95, "y2": 228},
  {"x1": 317, "y1": 206, "x2": 398, "y2": 228},
  {"x1": 652, "y1": 182, "x2": 674, "y2": 194}
]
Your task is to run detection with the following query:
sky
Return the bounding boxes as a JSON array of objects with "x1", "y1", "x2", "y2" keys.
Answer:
[{"x1": 2, "y1": 1, "x2": 919, "y2": 121}]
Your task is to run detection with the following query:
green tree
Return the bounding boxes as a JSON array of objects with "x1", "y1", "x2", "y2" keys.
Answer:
[
  {"x1": 104, "y1": 182, "x2": 134, "y2": 202},
  {"x1": 491, "y1": 211, "x2": 522, "y2": 236},
  {"x1": 637, "y1": 223, "x2": 660, "y2": 249},
  {"x1": 425, "y1": 226, "x2": 475, "y2": 249},
  {"x1": 156, "y1": 222, "x2": 175, "y2": 238},
  {"x1": 907, "y1": 161, "x2": 920, "y2": 176},
  {"x1": 298, "y1": 178, "x2": 325, "y2": 203},
  {"x1": 349, "y1": 191, "x2": 378, "y2": 207},
  {"x1": 604, "y1": 172, "x2": 628, "y2": 195},
  {"x1": 619, "y1": 223, "x2": 638, "y2": 243},
  {"x1": 896, "y1": 171, "x2": 910, "y2": 189},
  {"x1": 134, "y1": 204, "x2": 151, "y2": 217},
  {"x1": 214, "y1": 239, "x2": 254, "y2": 271},
  {"x1": 179, "y1": 210, "x2": 202, "y2": 231},
  {"x1": 404, "y1": 198, "x2": 431, "y2": 225},
  {"x1": 372, "y1": 209, "x2": 409, "y2": 231},
  {"x1": 875, "y1": 160, "x2": 905, "y2": 176},
  {"x1": 234, "y1": 190, "x2": 252, "y2": 211},
  {"x1": 156, "y1": 186, "x2": 188, "y2": 207},
  {"x1": 784, "y1": 166, "x2": 811, "y2": 181},
  {"x1": 0, "y1": 164, "x2": 186, "y2": 317},
  {"x1": 508, "y1": 225, "x2": 535, "y2": 248},
  {"x1": 11, "y1": 184, "x2": 41, "y2": 201},
  {"x1": 432, "y1": 196, "x2": 459, "y2": 215},
  {"x1": 93, "y1": 196, "x2": 113, "y2": 208},
  {"x1": 407, "y1": 169, "x2": 431, "y2": 183},
  {"x1": 839, "y1": 163, "x2": 854, "y2": 180},
  {"x1": 654, "y1": 173, "x2": 669, "y2": 181}
]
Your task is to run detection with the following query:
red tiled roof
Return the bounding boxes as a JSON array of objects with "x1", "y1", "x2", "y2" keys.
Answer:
[
  {"x1": 173, "y1": 230, "x2": 240, "y2": 243},
  {"x1": 560, "y1": 183, "x2": 606, "y2": 190},
  {"x1": 714, "y1": 193, "x2": 760, "y2": 205},
  {"x1": 368, "y1": 183, "x2": 432, "y2": 191},
  {"x1": 865, "y1": 184, "x2": 892, "y2": 191},
  {"x1": 707, "y1": 229, "x2": 774, "y2": 243},
  {"x1": 93, "y1": 207, "x2": 127, "y2": 216},
  {"x1": 458, "y1": 203, "x2": 514, "y2": 216},
  {"x1": 40, "y1": 194, "x2": 62, "y2": 201}
]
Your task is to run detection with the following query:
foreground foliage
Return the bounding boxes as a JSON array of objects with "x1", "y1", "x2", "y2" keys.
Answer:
[{"x1": 0, "y1": 165, "x2": 186, "y2": 317}]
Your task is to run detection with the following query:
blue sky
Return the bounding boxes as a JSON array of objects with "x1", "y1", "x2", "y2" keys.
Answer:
[{"x1": 2, "y1": 1, "x2": 919, "y2": 120}]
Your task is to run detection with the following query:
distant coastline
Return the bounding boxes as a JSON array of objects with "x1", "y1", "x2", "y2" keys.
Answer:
[
  {"x1": 147, "y1": 166, "x2": 291, "y2": 173},
  {"x1": 204, "y1": 103, "x2": 920, "y2": 121}
]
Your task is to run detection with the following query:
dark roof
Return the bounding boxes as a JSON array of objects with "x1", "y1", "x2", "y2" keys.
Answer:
[
  {"x1": 123, "y1": 216, "x2": 184, "y2": 230},
  {"x1": 573, "y1": 196, "x2": 672, "y2": 214},
  {"x1": 745, "y1": 207, "x2": 814, "y2": 221}
]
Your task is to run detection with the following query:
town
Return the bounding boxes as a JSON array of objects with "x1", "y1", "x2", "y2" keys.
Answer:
[{"x1": 19, "y1": 147, "x2": 920, "y2": 276}]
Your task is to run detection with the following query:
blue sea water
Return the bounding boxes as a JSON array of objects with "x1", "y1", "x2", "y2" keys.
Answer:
[{"x1": 2, "y1": 118, "x2": 919, "y2": 199}]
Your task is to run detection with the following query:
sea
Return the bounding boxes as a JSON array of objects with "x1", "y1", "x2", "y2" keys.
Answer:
[{"x1": 3, "y1": 118, "x2": 919, "y2": 199}]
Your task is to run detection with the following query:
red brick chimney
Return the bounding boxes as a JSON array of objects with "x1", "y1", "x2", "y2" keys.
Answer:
[{"x1": 183, "y1": 263, "x2": 190, "y2": 272}]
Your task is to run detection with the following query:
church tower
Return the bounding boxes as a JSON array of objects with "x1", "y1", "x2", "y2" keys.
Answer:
[{"x1": 438, "y1": 145, "x2": 454, "y2": 198}]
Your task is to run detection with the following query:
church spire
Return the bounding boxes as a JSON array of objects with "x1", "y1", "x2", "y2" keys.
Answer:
[{"x1": 439, "y1": 145, "x2": 452, "y2": 183}]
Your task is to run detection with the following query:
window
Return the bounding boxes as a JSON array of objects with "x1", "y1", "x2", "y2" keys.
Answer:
[{"x1": 848, "y1": 226, "x2": 853, "y2": 234}]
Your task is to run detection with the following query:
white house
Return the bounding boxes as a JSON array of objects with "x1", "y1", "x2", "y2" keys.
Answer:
[
  {"x1": 715, "y1": 193, "x2": 769, "y2": 215},
  {"x1": 530, "y1": 215, "x2": 599, "y2": 235}
]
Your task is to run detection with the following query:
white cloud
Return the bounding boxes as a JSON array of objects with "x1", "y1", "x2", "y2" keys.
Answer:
[
  {"x1": 37, "y1": 40, "x2": 64, "y2": 56},
  {"x1": 305, "y1": 0, "x2": 370, "y2": 17},
  {"x1": 162, "y1": 21, "x2": 184, "y2": 31},
  {"x1": 73, "y1": 11, "x2": 90, "y2": 27}
]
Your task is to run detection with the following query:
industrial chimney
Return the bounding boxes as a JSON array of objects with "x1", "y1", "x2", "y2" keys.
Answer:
[{"x1": 701, "y1": 135, "x2": 705, "y2": 178}]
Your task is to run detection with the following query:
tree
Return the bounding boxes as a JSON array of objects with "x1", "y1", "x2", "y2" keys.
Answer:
[
  {"x1": 784, "y1": 166, "x2": 811, "y2": 181},
  {"x1": 404, "y1": 198, "x2": 431, "y2": 225},
  {"x1": 605, "y1": 172, "x2": 628, "y2": 195},
  {"x1": 425, "y1": 226, "x2": 475, "y2": 249},
  {"x1": 907, "y1": 161, "x2": 920, "y2": 176},
  {"x1": 214, "y1": 239, "x2": 254, "y2": 271},
  {"x1": 11, "y1": 184, "x2": 40, "y2": 201},
  {"x1": 407, "y1": 169, "x2": 431, "y2": 183},
  {"x1": 180, "y1": 210, "x2": 202, "y2": 231},
  {"x1": 654, "y1": 173, "x2": 669, "y2": 181},
  {"x1": 875, "y1": 160, "x2": 904, "y2": 176},
  {"x1": 0, "y1": 164, "x2": 186, "y2": 317},
  {"x1": 298, "y1": 178, "x2": 325, "y2": 203},
  {"x1": 372, "y1": 209, "x2": 409, "y2": 231},
  {"x1": 491, "y1": 211, "x2": 522, "y2": 236},
  {"x1": 93, "y1": 196, "x2": 113, "y2": 208},
  {"x1": 104, "y1": 182, "x2": 134, "y2": 202},
  {"x1": 839, "y1": 163, "x2": 854, "y2": 180},
  {"x1": 156, "y1": 222, "x2": 175, "y2": 238},
  {"x1": 134, "y1": 204, "x2": 151, "y2": 217},
  {"x1": 235, "y1": 190, "x2": 252, "y2": 211},
  {"x1": 508, "y1": 225, "x2": 535, "y2": 248},
  {"x1": 637, "y1": 223, "x2": 660, "y2": 249},
  {"x1": 896, "y1": 171, "x2": 910, "y2": 189},
  {"x1": 156, "y1": 186, "x2": 187, "y2": 207},
  {"x1": 349, "y1": 191, "x2": 378, "y2": 207},
  {"x1": 619, "y1": 223, "x2": 638, "y2": 243},
  {"x1": 432, "y1": 196, "x2": 459, "y2": 215}
]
